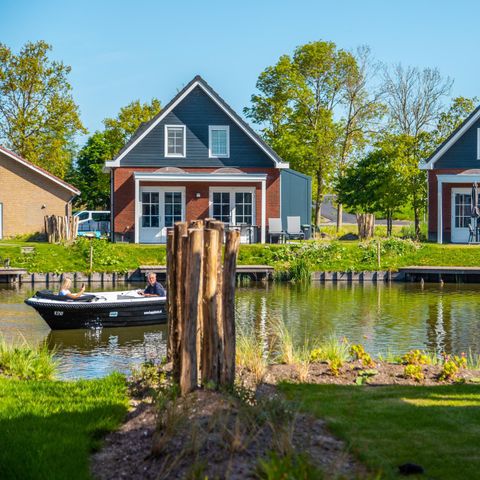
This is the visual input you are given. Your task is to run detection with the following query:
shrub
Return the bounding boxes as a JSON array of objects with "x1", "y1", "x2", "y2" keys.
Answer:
[
  {"x1": 328, "y1": 358, "x2": 343, "y2": 376},
  {"x1": 402, "y1": 350, "x2": 431, "y2": 366},
  {"x1": 350, "y1": 344, "x2": 375, "y2": 367},
  {"x1": 439, "y1": 354, "x2": 467, "y2": 381},
  {"x1": 404, "y1": 364, "x2": 424, "y2": 382}
]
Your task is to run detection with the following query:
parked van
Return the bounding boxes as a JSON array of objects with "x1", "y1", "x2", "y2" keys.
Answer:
[{"x1": 74, "y1": 211, "x2": 110, "y2": 238}]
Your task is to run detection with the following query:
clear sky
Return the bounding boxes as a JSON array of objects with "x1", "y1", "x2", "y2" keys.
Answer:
[{"x1": 1, "y1": 0, "x2": 479, "y2": 138}]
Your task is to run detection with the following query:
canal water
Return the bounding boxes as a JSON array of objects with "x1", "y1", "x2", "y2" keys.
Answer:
[{"x1": 1, "y1": 281, "x2": 480, "y2": 379}]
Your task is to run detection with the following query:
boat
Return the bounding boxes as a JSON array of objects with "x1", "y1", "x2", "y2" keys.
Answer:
[{"x1": 24, "y1": 290, "x2": 167, "y2": 330}]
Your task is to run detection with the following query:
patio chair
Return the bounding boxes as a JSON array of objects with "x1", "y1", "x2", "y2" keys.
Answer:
[
  {"x1": 286, "y1": 216, "x2": 305, "y2": 241},
  {"x1": 268, "y1": 218, "x2": 285, "y2": 243}
]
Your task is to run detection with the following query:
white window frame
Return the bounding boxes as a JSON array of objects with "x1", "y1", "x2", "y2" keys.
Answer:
[
  {"x1": 208, "y1": 186, "x2": 255, "y2": 225},
  {"x1": 164, "y1": 125, "x2": 186, "y2": 158},
  {"x1": 208, "y1": 125, "x2": 230, "y2": 158}
]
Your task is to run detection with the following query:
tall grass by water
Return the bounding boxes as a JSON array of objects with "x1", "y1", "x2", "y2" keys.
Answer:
[{"x1": 0, "y1": 339, "x2": 57, "y2": 380}]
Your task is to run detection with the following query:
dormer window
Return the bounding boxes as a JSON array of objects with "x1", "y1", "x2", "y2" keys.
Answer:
[
  {"x1": 209, "y1": 126, "x2": 229, "y2": 158},
  {"x1": 165, "y1": 125, "x2": 186, "y2": 157}
]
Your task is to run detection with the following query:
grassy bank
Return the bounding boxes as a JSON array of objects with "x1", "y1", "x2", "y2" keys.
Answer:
[
  {"x1": 3, "y1": 236, "x2": 480, "y2": 274},
  {"x1": 280, "y1": 383, "x2": 480, "y2": 479},
  {"x1": 0, "y1": 342, "x2": 128, "y2": 480},
  {"x1": 0, "y1": 374, "x2": 128, "y2": 480}
]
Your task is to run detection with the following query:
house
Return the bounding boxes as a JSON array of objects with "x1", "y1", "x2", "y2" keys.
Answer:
[
  {"x1": 104, "y1": 75, "x2": 311, "y2": 243},
  {"x1": 421, "y1": 106, "x2": 480, "y2": 243},
  {"x1": 0, "y1": 145, "x2": 80, "y2": 239}
]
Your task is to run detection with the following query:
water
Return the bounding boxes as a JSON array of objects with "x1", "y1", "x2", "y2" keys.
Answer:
[{"x1": 1, "y1": 281, "x2": 480, "y2": 379}]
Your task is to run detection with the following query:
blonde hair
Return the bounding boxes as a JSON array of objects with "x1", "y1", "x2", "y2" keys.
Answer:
[{"x1": 61, "y1": 277, "x2": 72, "y2": 291}]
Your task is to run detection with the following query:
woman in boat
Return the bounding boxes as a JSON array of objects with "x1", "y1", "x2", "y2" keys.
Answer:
[{"x1": 59, "y1": 277, "x2": 86, "y2": 299}]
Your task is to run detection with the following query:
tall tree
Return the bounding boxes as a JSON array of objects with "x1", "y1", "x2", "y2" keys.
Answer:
[
  {"x1": 382, "y1": 64, "x2": 452, "y2": 237},
  {"x1": 0, "y1": 41, "x2": 85, "y2": 178},
  {"x1": 335, "y1": 46, "x2": 385, "y2": 230},
  {"x1": 71, "y1": 98, "x2": 161, "y2": 209},
  {"x1": 245, "y1": 40, "x2": 359, "y2": 227}
]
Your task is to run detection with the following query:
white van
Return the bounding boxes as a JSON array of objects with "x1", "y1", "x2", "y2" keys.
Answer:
[{"x1": 74, "y1": 210, "x2": 110, "y2": 238}]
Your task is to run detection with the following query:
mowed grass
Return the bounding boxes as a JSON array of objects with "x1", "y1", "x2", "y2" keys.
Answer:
[
  {"x1": 0, "y1": 373, "x2": 128, "y2": 480},
  {"x1": 280, "y1": 383, "x2": 480, "y2": 479},
  {"x1": 3, "y1": 238, "x2": 480, "y2": 273}
]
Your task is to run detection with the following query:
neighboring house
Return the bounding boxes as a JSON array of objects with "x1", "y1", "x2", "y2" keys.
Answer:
[
  {"x1": 0, "y1": 145, "x2": 80, "y2": 239},
  {"x1": 104, "y1": 75, "x2": 311, "y2": 243},
  {"x1": 421, "y1": 106, "x2": 480, "y2": 243}
]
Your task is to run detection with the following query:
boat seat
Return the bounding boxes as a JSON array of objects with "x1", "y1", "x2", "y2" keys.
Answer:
[{"x1": 34, "y1": 290, "x2": 97, "y2": 302}]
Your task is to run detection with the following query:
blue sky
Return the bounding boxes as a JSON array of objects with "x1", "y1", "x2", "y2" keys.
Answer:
[{"x1": 1, "y1": 0, "x2": 479, "y2": 140}]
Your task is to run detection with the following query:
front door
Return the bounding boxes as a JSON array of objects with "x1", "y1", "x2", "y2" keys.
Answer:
[
  {"x1": 139, "y1": 187, "x2": 184, "y2": 243},
  {"x1": 451, "y1": 188, "x2": 475, "y2": 243}
]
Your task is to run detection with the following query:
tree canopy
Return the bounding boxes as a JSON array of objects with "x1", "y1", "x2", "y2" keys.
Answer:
[{"x1": 0, "y1": 41, "x2": 86, "y2": 178}]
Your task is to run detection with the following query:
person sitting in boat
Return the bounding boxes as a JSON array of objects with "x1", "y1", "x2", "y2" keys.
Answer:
[
  {"x1": 59, "y1": 277, "x2": 86, "y2": 299},
  {"x1": 138, "y1": 272, "x2": 165, "y2": 297}
]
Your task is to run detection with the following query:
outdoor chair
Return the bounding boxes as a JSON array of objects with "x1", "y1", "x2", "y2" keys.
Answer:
[
  {"x1": 286, "y1": 216, "x2": 305, "y2": 241},
  {"x1": 268, "y1": 218, "x2": 285, "y2": 243},
  {"x1": 469, "y1": 223, "x2": 475, "y2": 243}
]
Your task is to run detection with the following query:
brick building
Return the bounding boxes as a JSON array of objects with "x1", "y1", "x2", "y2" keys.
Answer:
[
  {"x1": 0, "y1": 146, "x2": 79, "y2": 239},
  {"x1": 421, "y1": 105, "x2": 480, "y2": 243},
  {"x1": 105, "y1": 76, "x2": 311, "y2": 243}
]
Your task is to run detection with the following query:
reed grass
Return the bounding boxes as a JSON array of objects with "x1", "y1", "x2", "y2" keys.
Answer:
[
  {"x1": 236, "y1": 327, "x2": 268, "y2": 383},
  {"x1": 270, "y1": 320, "x2": 296, "y2": 365},
  {"x1": 0, "y1": 339, "x2": 57, "y2": 380}
]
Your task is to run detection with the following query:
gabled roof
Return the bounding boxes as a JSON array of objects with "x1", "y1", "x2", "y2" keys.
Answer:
[
  {"x1": 421, "y1": 105, "x2": 480, "y2": 170},
  {"x1": 105, "y1": 75, "x2": 289, "y2": 169},
  {"x1": 0, "y1": 145, "x2": 80, "y2": 195}
]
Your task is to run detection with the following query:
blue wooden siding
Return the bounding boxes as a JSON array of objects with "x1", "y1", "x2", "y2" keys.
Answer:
[
  {"x1": 280, "y1": 169, "x2": 312, "y2": 229},
  {"x1": 120, "y1": 86, "x2": 274, "y2": 168},
  {"x1": 435, "y1": 118, "x2": 480, "y2": 169}
]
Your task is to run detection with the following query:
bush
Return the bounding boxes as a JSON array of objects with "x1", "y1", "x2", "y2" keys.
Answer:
[
  {"x1": 350, "y1": 344, "x2": 375, "y2": 367},
  {"x1": 402, "y1": 350, "x2": 431, "y2": 366},
  {"x1": 439, "y1": 354, "x2": 467, "y2": 381},
  {"x1": 404, "y1": 364, "x2": 424, "y2": 382}
]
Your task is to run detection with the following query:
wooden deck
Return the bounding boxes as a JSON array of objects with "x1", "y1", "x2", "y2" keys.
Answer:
[
  {"x1": 139, "y1": 264, "x2": 274, "y2": 280},
  {"x1": 0, "y1": 268, "x2": 28, "y2": 283}
]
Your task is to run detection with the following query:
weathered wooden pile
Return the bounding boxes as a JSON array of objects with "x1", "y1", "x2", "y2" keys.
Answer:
[
  {"x1": 166, "y1": 220, "x2": 240, "y2": 395},
  {"x1": 44, "y1": 215, "x2": 79, "y2": 243}
]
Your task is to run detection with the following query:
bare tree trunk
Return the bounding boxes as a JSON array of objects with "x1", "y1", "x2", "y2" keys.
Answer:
[
  {"x1": 336, "y1": 203, "x2": 343, "y2": 232},
  {"x1": 356, "y1": 213, "x2": 375, "y2": 240}
]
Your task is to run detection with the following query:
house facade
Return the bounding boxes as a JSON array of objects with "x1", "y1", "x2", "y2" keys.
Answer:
[
  {"x1": 105, "y1": 76, "x2": 311, "y2": 243},
  {"x1": 0, "y1": 145, "x2": 80, "y2": 239},
  {"x1": 421, "y1": 106, "x2": 480, "y2": 243}
]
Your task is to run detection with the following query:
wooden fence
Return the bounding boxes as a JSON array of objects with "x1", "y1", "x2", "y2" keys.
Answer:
[
  {"x1": 166, "y1": 219, "x2": 240, "y2": 395},
  {"x1": 44, "y1": 215, "x2": 79, "y2": 243}
]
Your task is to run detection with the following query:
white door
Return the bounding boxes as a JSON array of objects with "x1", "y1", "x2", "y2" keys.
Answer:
[
  {"x1": 451, "y1": 188, "x2": 474, "y2": 243},
  {"x1": 139, "y1": 187, "x2": 185, "y2": 243},
  {"x1": 0, "y1": 203, "x2": 3, "y2": 240}
]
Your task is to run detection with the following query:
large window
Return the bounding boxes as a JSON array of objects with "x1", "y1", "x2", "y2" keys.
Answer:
[
  {"x1": 212, "y1": 192, "x2": 231, "y2": 223},
  {"x1": 455, "y1": 193, "x2": 472, "y2": 228},
  {"x1": 165, "y1": 125, "x2": 185, "y2": 157},
  {"x1": 211, "y1": 188, "x2": 254, "y2": 225},
  {"x1": 209, "y1": 126, "x2": 229, "y2": 158},
  {"x1": 164, "y1": 192, "x2": 182, "y2": 227},
  {"x1": 142, "y1": 192, "x2": 159, "y2": 227}
]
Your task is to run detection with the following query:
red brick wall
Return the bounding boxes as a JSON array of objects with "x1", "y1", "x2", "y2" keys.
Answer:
[
  {"x1": 112, "y1": 167, "x2": 280, "y2": 240},
  {"x1": 428, "y1": 169, "x2": 469, "y2": 241}
]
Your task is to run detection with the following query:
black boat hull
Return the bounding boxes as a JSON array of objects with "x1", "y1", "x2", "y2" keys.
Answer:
[{"x1": 25, "y1": 299, "x2": 167, "y2": 330}]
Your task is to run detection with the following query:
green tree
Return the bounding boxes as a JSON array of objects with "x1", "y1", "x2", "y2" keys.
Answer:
[
  {"x1": 337, "y1": 146, "x2": 406, "y2": 236},
  {"x1": 245, "y1": 40, "x2": 359, "y2": 227},
  {"x1": 0, "y1": 41, "x2": 86, "y2": 178},
  {"x1": 71, "y1": 98, "x2": 161, "y2": 209}
]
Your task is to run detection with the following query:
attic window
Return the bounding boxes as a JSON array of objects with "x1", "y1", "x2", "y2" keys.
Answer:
[
  {"x1": 165, "y1": 125, "x2": 186, "y2": 157},
  {"x1": 209, "y1": 126, "x2": 229, "y2": 158}
]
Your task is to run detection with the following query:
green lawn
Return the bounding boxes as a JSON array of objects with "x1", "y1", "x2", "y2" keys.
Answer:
[
  {"x1": 3, "y1": 237, "x2": 480, "y2": 273},
  {"x1": 280, "y1": 383, "x2": 480, "y2": 479},
  {"x1": 0, "y1": 373, "x2": 128, "y2": 480}
]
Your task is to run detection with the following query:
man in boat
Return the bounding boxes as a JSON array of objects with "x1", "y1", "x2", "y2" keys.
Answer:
[{"x1": 138, "y1": 272, "x2": 166, "y2": 297}]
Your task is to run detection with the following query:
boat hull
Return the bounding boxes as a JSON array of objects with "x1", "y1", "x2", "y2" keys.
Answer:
[{"x1": 25, "y1": 298, "x2": 167, "y2": 330}]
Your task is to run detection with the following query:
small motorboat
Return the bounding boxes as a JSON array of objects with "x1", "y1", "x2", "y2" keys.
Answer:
[{"x1": 25, "y1": 290, "x2": 167, "y2": 330}]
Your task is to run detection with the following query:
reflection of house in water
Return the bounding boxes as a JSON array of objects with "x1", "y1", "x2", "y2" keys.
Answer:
[{"x1": 426, "y1": 289, "x2": 480, "y2": 354}]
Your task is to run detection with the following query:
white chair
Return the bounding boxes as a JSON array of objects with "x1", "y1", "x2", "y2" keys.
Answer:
[
  {"x1": 286, "y1": 216, "x2": 305, "y2": 240},
  {"x1": 268, "y1": 218, "x2": 285, "y2": 243}
]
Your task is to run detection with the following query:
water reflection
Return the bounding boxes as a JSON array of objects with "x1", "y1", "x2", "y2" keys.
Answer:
[{"x1": 1, "y1": 281, "x2": 480, "y2": 379}]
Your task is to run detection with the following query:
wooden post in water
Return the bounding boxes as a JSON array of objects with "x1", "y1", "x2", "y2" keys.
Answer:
[{"x1": 167, "y1": 220, "x2": 239, "y2": 395}]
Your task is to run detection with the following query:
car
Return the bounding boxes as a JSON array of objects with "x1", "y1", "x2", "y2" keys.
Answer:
[{"x1": 74, "y1": 210, "x2": 110, "y2": 238}]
